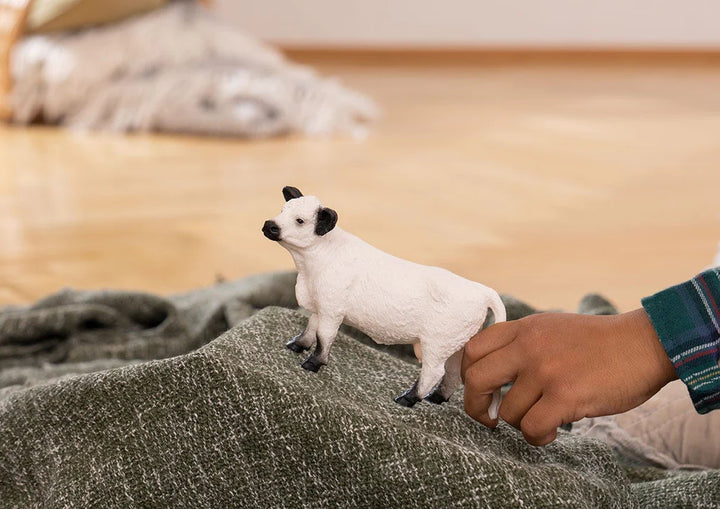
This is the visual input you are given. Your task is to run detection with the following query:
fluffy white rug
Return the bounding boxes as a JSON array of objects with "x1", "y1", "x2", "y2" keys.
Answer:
[{"x1": 9, "y1": 2, "x2": 378, "y2": 137}]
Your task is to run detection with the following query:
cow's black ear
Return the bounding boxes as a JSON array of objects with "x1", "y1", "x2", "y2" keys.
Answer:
[
  {"x1": 315, "y1": 207, "x2": 338, "y2": 236},
  {"x1": 283, "y1": 186, "x2": 303, "y2": 201}
]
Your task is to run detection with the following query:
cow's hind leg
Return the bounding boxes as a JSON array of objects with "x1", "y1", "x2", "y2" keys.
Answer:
[
  {"x1": 287, "y1": 313, "x2": 319, "y2": 353},
  {"x1": 395, "y1": 350, "x2": 446, "y2": 408},
  {"x1": 425, "y1": 349, "x2": 463, "y2": 404}
]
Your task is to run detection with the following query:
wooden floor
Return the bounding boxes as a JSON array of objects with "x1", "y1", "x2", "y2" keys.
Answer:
[{"x1": 1, "y1": 54, "x2": 719, "y2": 311}]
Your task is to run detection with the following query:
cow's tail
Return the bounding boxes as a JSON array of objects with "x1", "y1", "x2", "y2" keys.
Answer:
[
  {"x1": 488, "y1": 290, "x2": 506, "y2": 324},
  {"x1": 486, "y1": 290, "x2": 507, "y2": 419}
]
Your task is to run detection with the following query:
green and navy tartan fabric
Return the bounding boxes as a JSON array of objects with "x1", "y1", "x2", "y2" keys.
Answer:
[{"x1": 642, "y1": 269, "x2": 720, "y2": 414}]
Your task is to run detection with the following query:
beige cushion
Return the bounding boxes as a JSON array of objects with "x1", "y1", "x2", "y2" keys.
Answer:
[
  {"x1": 574, "y1": 380, "x2": 720, "y2": 469},
  {"x1": 26, "y1": 0, "x2": 169, "y2": 33},
  {"x1": 612, "y1": 380, "x2": 720, "y2": 469}
]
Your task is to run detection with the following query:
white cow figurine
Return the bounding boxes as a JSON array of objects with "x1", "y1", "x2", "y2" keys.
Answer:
[{"x1": 262, "y1": 186, "x2": 505, "y2": 417}]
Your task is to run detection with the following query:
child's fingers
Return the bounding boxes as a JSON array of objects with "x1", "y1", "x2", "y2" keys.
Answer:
[
  {"x1": 464, "y1": 390, "x2": 497, "y2": 428},
  {"x1": 462, "y1": 348, "x2": 520, "y2": 425},
  {"x1": 520, "y1": 396, "x2": 562, "y2": 446},
  {"x1": 497, "y1": 375, "x2": 542, "y2": 429},
  {"x1": 461, "y1": 320, "x2": 519, "y2": 379},
  {"x1": 462, "y1": 346, "x2": 520, "y2": 393}
]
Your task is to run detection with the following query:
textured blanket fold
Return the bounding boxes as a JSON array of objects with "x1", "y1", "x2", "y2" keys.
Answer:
[{"x1": 0, "y1": 272, "x2": 718, "y2": 508}]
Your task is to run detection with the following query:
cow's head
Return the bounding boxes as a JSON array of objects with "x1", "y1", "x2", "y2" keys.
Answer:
[{"x1": 262, "y1": 186, "x2": 338, "y2": 249}]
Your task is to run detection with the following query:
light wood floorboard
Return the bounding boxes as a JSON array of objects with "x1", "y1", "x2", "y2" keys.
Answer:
[{"x1": 1, "y1": 55, "x2": 719, "y2": 311}]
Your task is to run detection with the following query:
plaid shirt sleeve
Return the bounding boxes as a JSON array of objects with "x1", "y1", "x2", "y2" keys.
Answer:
[{"x1": 642, "y1": 269, "x2": 720, "y2": 414}]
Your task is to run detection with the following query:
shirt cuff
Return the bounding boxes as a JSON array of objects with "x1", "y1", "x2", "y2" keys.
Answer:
[{"x1": 642, "y1": 269, "x2": 720, "y2": 414}]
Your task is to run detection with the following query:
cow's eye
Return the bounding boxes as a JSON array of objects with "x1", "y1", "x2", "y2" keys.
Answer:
[{"x1": 296, "y1": 218, "x2": 304, "y2": 224}]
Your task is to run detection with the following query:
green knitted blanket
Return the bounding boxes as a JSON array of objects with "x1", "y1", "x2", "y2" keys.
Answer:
[{"x1": 0, "y1": 272, "x2": 718, "y2": 508}]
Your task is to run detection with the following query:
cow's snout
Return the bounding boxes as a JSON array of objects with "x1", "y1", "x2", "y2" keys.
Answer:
[{"x1": 262, "y1": 220, "x2": 281, "y2": 241}]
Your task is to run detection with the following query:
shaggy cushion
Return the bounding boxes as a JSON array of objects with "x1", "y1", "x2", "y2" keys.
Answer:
[{"x1": 7, "y1": 2, "x2": 378, "y2": 137}]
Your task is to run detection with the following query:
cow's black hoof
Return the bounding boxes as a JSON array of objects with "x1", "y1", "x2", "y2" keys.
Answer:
[
  {"x1": 394, "y1": 392, "x2": 420, "y2": 408},
  {"x1": 424, "y1": 390, "x2": 448, "y2": 405},
  {"x1": 286, "y1": 335, "x2": 310, "y2": 353},
  {"x1": 286, "y1": 341, "x2": 308, "y2": 353},
  {"x1": 301, "y1": 356, "x2": 324, "y2": 373}
]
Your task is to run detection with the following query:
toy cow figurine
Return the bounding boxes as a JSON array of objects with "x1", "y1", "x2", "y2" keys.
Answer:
[{"x1": 263, "y1": 186, "x2": 505, "y2": 417}]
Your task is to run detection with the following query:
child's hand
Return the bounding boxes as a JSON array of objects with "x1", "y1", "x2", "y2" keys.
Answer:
[{"x1": 461, "y1": 309, "x2": 677, "y2": 446}]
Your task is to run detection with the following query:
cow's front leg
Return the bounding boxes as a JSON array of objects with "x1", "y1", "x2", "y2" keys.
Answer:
[
  {"x1": 286, "y1": 313, "x2": 319, "y2": 353},
  {"x1": 301, "y1": 314, "x2": 343, "y2": 373}
]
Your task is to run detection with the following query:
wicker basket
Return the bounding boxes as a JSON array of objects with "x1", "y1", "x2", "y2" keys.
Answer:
[{"x1": 0, "y1": 0, "x2": 30, "y2": 120}]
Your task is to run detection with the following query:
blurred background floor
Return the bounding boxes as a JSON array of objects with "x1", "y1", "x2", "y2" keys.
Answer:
[{"x1": 1, "y1": 53, "x2": 719, "y2": 311}]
